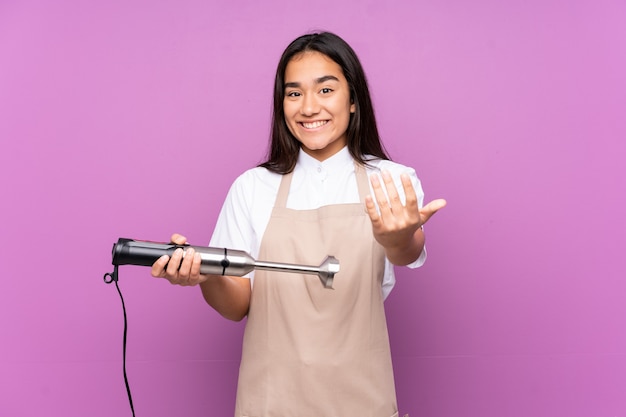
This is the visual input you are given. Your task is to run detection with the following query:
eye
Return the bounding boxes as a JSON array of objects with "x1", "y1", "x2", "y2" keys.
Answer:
[
  {"x1": 286, "y1": 91, "x2": 301, "y2": 97},
  {"x1": 320, "y1": 88, "x2": 333, "y2": 94}
]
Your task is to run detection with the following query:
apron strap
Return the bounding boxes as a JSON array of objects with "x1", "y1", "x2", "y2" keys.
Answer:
[
  {"x1": 275, "y1": 170, "x2": 293, "y2": 209},
  {"x1": 354, "y1": 162, "x2": 371, "y2": 205}
]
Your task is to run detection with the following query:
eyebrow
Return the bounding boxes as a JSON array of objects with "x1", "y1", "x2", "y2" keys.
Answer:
[{"x1": 284, "y1": 75, "x2": 340, "y2": 89}]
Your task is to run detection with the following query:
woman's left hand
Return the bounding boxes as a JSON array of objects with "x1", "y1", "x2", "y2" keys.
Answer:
[{"x1": 365, "y1": 170, "x2": 446, "y2": 263}]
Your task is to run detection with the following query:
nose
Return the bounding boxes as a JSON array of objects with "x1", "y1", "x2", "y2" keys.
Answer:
[{"x1": 300, "y1": 93, "x2": 320, "y2": 116}]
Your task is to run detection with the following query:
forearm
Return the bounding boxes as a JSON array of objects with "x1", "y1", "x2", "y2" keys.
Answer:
[
  {"x1": 384, "y1": 227, "x2": 425, "y2": 266},
  {"x1": 199, "y1": 275, "x2": 251, "y2": 321}
]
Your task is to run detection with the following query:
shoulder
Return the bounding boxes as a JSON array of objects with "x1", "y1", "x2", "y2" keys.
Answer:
[
  {"x1": 222, "y1": 166, "x2": 282, "y2": 209},
  {"x1": 213, "y1": 166, "x2": 281, "y2": 241},
  {"x1": 230, "y1": 166, "x2": 282, "y2": 192}
]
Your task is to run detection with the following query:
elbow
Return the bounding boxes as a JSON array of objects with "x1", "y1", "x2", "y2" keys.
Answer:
[
  {"x1": 221, "y1": 309, "x2": 248, "y2": 322},
  {"x1": 199, "y1": 276, "x2": 250, "y2": 322},
  {"x1": 201, "y1": 294, "x2": 249, "y2": 322}
]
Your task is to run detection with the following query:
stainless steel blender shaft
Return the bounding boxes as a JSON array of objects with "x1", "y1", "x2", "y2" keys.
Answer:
[
  {"x1": 253, "y1": 256, "x2": 339, "y2": 289},
  {"x1": 111, "y1": 238, "x2": 339, "y2": 288},
  {"x1": 193, "y1": 247, "x2": 338, "y2": 289}
]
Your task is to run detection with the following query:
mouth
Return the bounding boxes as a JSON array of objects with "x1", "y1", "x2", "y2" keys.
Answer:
[{"x1": 300, "y1": 120, "x2": 328, "y2": 129}]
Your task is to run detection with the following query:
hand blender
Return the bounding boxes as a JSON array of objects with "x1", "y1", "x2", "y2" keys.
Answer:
[{"x1": 104, "y1": 238, "x2": 338, "y2": 288}]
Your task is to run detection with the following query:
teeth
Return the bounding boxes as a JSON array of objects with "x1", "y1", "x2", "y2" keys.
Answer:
[{"x1": 301, "y1": 120, "x2": 327, "y2": 129}]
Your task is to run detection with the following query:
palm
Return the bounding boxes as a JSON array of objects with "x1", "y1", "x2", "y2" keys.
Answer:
[{"x1": 365, "y1": 171, "x2": 446, "y2": 249}]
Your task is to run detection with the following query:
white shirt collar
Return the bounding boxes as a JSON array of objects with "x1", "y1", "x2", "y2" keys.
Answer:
[{"x1": 296, "y1": 146, "x2": 354, "y2": 175}]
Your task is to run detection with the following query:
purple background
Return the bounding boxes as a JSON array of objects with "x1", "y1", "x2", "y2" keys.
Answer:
[{"x1": 1, "y1": 0, "x2": 625, "y2": 416}]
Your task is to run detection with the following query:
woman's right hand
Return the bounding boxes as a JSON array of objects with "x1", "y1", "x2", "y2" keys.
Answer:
[
  {"x1": 151, "y1": 233, "x2": 208, "y2": 286},
  {"x1": 152, "y1": 233, "x2": 251, "y2": 321}
]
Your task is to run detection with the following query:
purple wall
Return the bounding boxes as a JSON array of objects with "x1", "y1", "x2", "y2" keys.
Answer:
[{"x1": 1, "y1": 0, "x2": 625, "y2": 416}]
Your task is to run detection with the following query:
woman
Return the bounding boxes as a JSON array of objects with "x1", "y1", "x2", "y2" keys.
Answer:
[{"x1": 152, "y1": 31, "x2": 446, "y2": 417}]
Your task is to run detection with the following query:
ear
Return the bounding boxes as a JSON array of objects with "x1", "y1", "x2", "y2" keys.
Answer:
[{"x1": 349, "y1": 90, "x2": 356, "y2": 113}]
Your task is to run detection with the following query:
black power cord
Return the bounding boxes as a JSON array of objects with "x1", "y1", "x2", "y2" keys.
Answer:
[{"x1": 104, "y1": 265, "x2": 136, "y2": 417}]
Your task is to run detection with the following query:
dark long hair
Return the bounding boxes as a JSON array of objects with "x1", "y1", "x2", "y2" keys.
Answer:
[{"x1": 259, "y1": 32, "x2": 390, "y2": 174}]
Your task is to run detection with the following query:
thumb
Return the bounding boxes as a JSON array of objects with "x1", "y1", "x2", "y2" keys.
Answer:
[
  {"x1": 419, "y1": 199, "x2": 447, "y2": 225},
  {"x1": 170, "y1": 233, "x2": 188, "y2": 245}
]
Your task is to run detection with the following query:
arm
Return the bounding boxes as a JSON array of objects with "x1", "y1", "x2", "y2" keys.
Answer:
[
  {"x1": 151, "y1": 234, "x2": 251, "y2": 321},
  {"x1": 365, "y1": 170, "x2": 446, "y2": 266},
  {"x1": 199, "y1": 276, "x2": 250, "y2": 322}
]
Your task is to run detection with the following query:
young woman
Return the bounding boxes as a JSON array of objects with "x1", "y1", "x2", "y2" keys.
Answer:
[{"x1": 152, "y1": 32, "x2": 446, "y2": 417}]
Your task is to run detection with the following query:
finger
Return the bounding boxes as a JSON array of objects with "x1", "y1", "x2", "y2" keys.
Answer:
[
  {"x1": 400, "y1": 173, "x2": 418, "y2": 210},
  {"x1": 381, "y1": 170, "x2": 402, "y2": 210},
  {"x1": 170, "y1": 233, "x2": 188, "y2": 245},
  {"x1": 189, "y1": 252, "x2": 202, "y2": 278},
  {"x1": 419, "y1": 199, "x2": 447, "y2": 224},
  {"x1": 365, "y1": 195, "x2": 383, "y2": 227},
  {"x1": 166, "y1": 248, "x2": 184, "y2": 276},
  {"x1": 180, "y1": 252, "x2": 204, "y2": 286},
  {"x1": 178, "y1": 247, "x2": 194, "y2": 279},
  {"x1": 369, "y1": 173, "x2": 391, "y2": 214},
  {"x1": 151, "y1": 255, "x2": 170, "y2": 278}
]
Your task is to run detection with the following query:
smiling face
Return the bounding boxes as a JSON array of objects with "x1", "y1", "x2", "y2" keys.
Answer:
[{"x1": 283, "y1": 51, "x2": 356, "y2": 161}]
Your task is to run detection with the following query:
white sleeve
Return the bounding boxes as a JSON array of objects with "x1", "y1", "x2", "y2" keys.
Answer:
[
  {"x1": 375, "y1": 160, "x2": 428, "y2": 269},
  {"x1": 403, "y1": 166, "x2": 427, "y2": 269},
  {"x1": 209, "y1": 174, "x2": 255, "y2": 255},
  {"x1": 379, "y1": 161, "x2": 428, "y2": 299}
]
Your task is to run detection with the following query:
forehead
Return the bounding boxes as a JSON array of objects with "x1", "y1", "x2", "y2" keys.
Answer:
[{"x1": 284, "y1": 51, "x2": 346, "y2": 82}]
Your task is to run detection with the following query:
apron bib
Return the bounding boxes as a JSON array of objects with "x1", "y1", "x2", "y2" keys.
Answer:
[{"x1": 235, "y1": 163, "x2": 398, "y2": 417}]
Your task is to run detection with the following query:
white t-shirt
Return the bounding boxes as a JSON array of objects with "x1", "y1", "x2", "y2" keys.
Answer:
[{"x1": 209, "y1": 146, "x2": 426, "y2": 299}]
